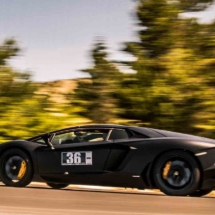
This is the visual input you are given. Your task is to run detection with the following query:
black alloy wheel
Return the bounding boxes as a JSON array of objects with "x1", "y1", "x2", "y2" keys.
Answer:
[
  {"x1": 154, "y1": 151, "x2": 201, "y2": 196},
  {"x1": 47, "y1": 182, "x2": 69, "y2": 189},
  {"x1": 163, "y1": 160, "x2": 192, "y2": 188},
  {"x1": 0, "y1": 149, "x2": 33, "y2": 187}
]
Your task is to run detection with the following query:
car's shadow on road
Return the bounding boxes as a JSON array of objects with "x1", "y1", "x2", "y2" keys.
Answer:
[
  {"x1": 27, "y1": 186, "x2": 166, "y2": 197},
  {"x1": 1, "y1": 183, "x2": 214, "y2": 198},
  {"x1": 1, "y1": 183, "x2": 163, "y2": 196}
]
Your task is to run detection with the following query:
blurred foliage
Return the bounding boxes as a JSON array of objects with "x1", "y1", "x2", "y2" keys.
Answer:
[
  {"x1": 118, "y1": 0, "x2": 215, "y2": 137},
  {"x1": 73, "y1": 41, "x2": 122, "y2": 123},
  {"x1": 1, "y1": 0, "x2": 215, "y2": 141},
  {"x1": 0, "y1": 40, "x2": 87, "y2": 142}
]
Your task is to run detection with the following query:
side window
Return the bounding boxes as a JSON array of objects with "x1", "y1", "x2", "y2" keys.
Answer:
[
  {"x1": 75, "y1": 129, "x2": 110, "y2": 143},
  {"x1": 51, "y1": 129, "x2": 110, "y2": 145},
  {"x1": 52, "y1": 132, "x2": 75, "y2": 145},
  {"x1": 35, "y1": 138, "x2": 46, "y2": 144},
  {"x1": 108, "y1": 129, "x2": 129, "y2": 140}
]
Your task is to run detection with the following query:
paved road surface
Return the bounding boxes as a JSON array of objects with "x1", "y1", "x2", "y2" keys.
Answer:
[{"x1": 0, "y1": 183, "x2": 214, "y2": 215}]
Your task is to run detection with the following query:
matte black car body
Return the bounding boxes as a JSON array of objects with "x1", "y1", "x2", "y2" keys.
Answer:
[{"x1": 1, "y1": 124, "x2": 215, "y2": 196}]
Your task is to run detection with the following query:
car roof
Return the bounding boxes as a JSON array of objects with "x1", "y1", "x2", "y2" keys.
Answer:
[
  {"x1": 79, "y1": 124, "x2": 127, "y2": 129},
  {"x1": 55, "y1": 124, "x2": 128, "y2": 133}
]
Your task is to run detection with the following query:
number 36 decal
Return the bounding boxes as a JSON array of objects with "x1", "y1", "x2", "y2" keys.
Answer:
[{"x1": 61, "y1": 151, "x2": 92, "y2": 165}]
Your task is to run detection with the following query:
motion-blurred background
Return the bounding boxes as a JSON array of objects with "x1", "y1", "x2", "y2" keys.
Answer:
[{"x1": 1, "y1": 0, "x2": 215, "y2": 142}]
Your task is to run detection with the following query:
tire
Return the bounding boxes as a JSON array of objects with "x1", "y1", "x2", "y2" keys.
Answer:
[
  {"x1": 153, "y1": 150, "x2": 201, "y2": 196},
  {"x1": 47, "y1": 182, "x2": 69, "y2": 189},
  {"x1": 189, "y1": 189, "x2": 213, "y2": 197},
  {"x1": 0, "y1": 148, "x2": 33, "y2": 187}
]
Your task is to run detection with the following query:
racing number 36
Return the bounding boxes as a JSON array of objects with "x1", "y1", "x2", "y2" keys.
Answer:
[
  {"x1": 66, "y1": 152, "x2": 81, "y2": 164},
  {"x1": 61, "y1": 151, "x2": 92, "y2": 165}
]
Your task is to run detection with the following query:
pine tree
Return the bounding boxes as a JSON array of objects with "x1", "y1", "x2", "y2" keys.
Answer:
[
  {"x1": 74, "y1": 41, "x2": 121, "y2": 123},
  {"x1": 0, "y1": 39, "x2": 34, "y2": 140},
  {"x1": 119, "y1": 0, "x2": 215, "y2": 136}
]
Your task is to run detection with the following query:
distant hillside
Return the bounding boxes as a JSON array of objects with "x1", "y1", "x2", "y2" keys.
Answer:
[{"x1": 35, "y1": 78, "x2": 89, "y2": 103}]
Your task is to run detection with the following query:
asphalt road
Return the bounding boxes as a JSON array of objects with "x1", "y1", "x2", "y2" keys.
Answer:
[{"x1": 0, "y1": 183, "x2": 214, "y2": 215}]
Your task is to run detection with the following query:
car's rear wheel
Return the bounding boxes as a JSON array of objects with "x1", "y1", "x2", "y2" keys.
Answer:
[
  {"x1": 189, "y1": 189, "x2": 213, "y2": 197},
  {"x1": 153, "y1": 150, "x2": 201, "y2": 196},
  {"x1": 47, "y1": 182, "x2": 69, "y2": 189},
  {"x1": 0, "y1": 149, "x2": 33, "y2": 187}
]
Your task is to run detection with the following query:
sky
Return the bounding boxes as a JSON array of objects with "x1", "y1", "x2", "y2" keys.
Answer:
[{"x1": 1, "y1": 0, "x2": 215, "y2": 82}]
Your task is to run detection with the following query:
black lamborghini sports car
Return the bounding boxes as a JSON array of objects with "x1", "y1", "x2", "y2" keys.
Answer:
[{"x1": 0, "y1": 124, "x2": 215, "y2": 197}]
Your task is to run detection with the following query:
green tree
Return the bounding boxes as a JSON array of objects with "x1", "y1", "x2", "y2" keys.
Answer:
[
  {"x1": 0, "y1": 39, "x2": 70, "y2": 141},
  {"x1": 0, "y1": 39, "x2": 19, "y2": 65},
  {"x1": 0, "y1": 39, "x2": 33, "y2": 140},
  {"x1": 74, "y1": 41, "x2": 121, "y2": 123},
  {"x1": 119, "y1": 0, "x2": 215, "y2": 137}
]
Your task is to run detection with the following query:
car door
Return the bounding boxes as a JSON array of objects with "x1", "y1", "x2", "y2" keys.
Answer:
[
  {"x1": 104, "y1": 129, "x2": 131, "y2": 171},
  {"x1": 36, "y1": 128, "x2": 113, "y2": 175}
]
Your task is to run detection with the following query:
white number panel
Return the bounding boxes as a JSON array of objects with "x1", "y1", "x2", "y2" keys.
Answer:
[{"x1": 61, "y1": 151, "x2": 92, "y2": 165}]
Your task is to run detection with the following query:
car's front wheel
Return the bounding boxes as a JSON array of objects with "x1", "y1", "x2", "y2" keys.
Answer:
[
  {"x1": 153, "y1": 150, "x2": 201, "y2": 196},
  {"x1": 0, "y1": 148, "x2": 33, "y2": 187},
  {"x1": 47, "y1": 182, "x2": 69, "y2": 189}
]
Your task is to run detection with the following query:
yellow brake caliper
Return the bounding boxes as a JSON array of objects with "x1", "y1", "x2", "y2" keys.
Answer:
[
  {"x1": 163, "y1": 161, "x2": 171, "y2": 180},
  {"x1": 18, "y1": 161, "x2": 27, "y2": 180}
]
